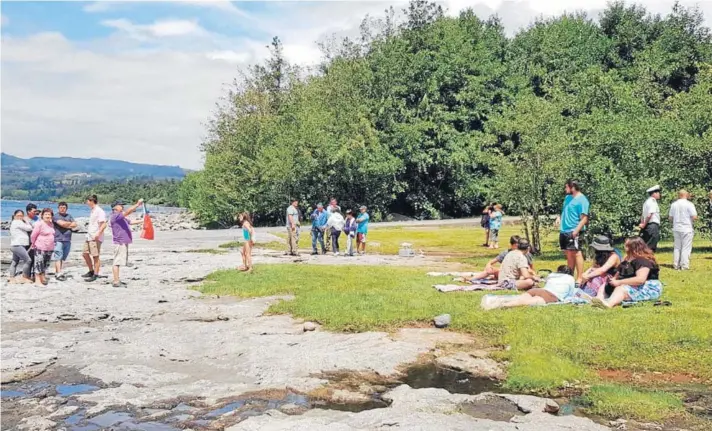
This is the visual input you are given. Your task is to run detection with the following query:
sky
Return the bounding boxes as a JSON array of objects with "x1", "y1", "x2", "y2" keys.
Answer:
[{"x1": 1, "y1": 1, "x2": 711, "y2": 169}]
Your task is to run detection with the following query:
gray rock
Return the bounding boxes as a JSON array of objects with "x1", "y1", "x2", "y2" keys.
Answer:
[
  {"x1": 278, "y1": 403, "x2": 307, "y2": 415},
  {"x1": 435, "y1": 352, "x2": 505, "y2": 380},
  {"x1": 17, "y1": 416, "x2": 56, "y2": 431},
  {"x1": 433, "y1": 314, "x2": 451, "y2": 328},
  {"x1": 303, "y1": 322, "x2": 317, "y2": 332}
]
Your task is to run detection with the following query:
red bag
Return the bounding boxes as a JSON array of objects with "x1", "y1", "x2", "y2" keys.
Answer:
[{"x1": 140, "y1": 204, "x2": 155, "y2": 240}]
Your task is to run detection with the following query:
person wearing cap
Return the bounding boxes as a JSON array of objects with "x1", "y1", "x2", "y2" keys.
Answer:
[
  {"x1": 580, "y1": 235, "x2": 622, "y2": 297},
  {"x1": 559, "y1": 180, "x2": 590, "y2": 283},
  {"x1": 356, "y1": 205, "x2": 370, "y2": 255},
  {"x1": 83, "y1": 195, "x2": 108, "y2": 281},
  {"x1": 639, "y1": 185, "x2": 661, "y2": 252},
  {"x1": 109, "y1": 199, "x2": 144, "y2": 287},
  {"x1": 668, "y1": 190, "x2": 698, "y2": 270},
  {"x1": 496, "y1": 238, "x2": 538, "y2": 290},
  {"x1": 285, "y1": 199, "x2": 300, "y2": 256},
  {"x1": 310, "y1": 203, "x2": 328, "y2": 255}
]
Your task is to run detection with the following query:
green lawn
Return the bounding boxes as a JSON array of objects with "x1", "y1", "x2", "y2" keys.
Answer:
[{"x1": 203, "y1": 225, "x2": 712, "y2": 424}]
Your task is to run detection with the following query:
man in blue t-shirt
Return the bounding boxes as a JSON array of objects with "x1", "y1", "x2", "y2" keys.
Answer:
[
  {"x1": 559, "y1": 180, "x2": 590, "y2": 283},
  {"x1": 356, "y1": 206, "x2": 370, "y2": 255},
  {"x1": 310, "y1": 203, "x2": 328, "y2": 255}
]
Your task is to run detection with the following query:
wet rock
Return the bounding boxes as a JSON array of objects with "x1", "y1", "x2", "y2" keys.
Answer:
[
  {"x1": 610, "y1": 419, "x2": 627, "y2": 427},
  {"x1": 17, "y1": 416, "x2": 56, "y2": 431},
  {"x1": 330, "y1": 390, "x2": 371, "y2": 403},
  {"x1": 433, "y1": 314, "x2": 451, "y2": 328},
  {"x1": 303, "y1": 322, "x2": 317, "y2": 332},
  {"x1": 434, "y1": 352, "x2": 505, "y2": 380},
  {"x1": 278, "y1": 403, "x2": 307, "y2": 415},
  {"x1": 48, "y1": 405, "x2": 80, "y2": 419}
]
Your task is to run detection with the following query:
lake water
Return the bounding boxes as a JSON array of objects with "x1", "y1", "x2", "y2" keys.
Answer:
[{"x1": 0, "y1": 200, "x2": 183, "y2": 236}]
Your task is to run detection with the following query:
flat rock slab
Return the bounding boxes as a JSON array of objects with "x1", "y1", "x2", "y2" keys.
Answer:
[
  {"x1": 227, "y1": 385, "x2": 609, "y2": 431},
  {"x1": 435, "y1": 352, "x2": 506, "y2": 380}
]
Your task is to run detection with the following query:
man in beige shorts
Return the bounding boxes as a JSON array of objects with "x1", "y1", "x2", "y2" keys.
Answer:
[{"x1": 83, "y1": 195, "x2": 107, "y2": 282}]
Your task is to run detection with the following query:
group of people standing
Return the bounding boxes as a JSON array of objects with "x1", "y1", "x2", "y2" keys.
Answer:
[
  {"x1": 288, "y1": 198, "x2": 370, "y2": 257},
  {"x1": 7, "y1": 195, "x2": 144, "y2": 288},
  {"x1": 479, "y1": 179, "x2": 701, "y2": 310}
]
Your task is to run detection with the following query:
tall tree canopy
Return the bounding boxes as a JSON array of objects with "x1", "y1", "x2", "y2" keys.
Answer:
[{"x1": 182, "y1": 1, "x2": 712, "y2": 246}]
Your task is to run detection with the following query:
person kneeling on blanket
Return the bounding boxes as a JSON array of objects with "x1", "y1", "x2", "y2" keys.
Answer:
[
  {"x1": 482, "y1": 265, "x2": 574, "y2": 310},
  {"x1": 591, "y1": 237, "x2": 662, "y2": 309}
]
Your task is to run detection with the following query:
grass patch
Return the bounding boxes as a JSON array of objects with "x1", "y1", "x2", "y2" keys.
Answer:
[
  {"x1": 219, "y1": 241, "x2": 242, "y2": 248},
  {"x1": 200, "y1": 226, "x2": 712, "y2": 422},
  {"x1": 187, "y1": 248, "x2": 227, "y2": 255},
  {"x1": 580, "y1": 384, "x2": 684, "y2": 421},
  {"x1": 219, "y1": 240, "x2": 285, "y2": 251}
]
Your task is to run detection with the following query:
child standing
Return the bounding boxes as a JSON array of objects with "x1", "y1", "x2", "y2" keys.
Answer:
[
  {"x1": 343, "y1": 210, "x2": 358, "y2": 256},
  {"x1": 238, "y1": 212, "x2": 255, "y2": 272},
  {"x1": 356, "y1": 206, "x2": 370, "y2": 255},
  {"x1": 488, "y1": 204, "x2": 503, "y2": 249}
]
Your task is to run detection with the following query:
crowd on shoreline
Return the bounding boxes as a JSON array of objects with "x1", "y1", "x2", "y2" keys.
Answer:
[
  {"x1": 7, "y1": 195, "x2": 145, "y2": 288},
  {"x1": 473, "y1": 181, "x2": 701, "y2": 310}
]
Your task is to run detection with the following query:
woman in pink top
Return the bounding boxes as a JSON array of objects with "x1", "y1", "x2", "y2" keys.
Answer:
[{"x1": 31, "y1": 208, "x2": 56, "y2": 286}]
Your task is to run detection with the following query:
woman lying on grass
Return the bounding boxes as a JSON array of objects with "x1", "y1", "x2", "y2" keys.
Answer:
[
  {"x1": 480, "y1": 265, "x2": 575, "y2": 310},
  {"x1": 591, "y1": 237, "x2": 662, "y2": 309},
  {"x1": 580, "y1": 235, "x2": 622, "y2": 297}
]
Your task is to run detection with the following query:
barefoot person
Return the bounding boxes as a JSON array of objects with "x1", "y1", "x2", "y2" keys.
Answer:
[
  {"x1": 481, "y1": 265, "x2": 575, "y2": 310},
  {"x1": 497, "y1": 238, "x2": 538, "y2": 290},
  {"x1": 30, "y1": 208, "x2": 56, "y2": 287},
  {"x1": 9, "y1": 210, "x2": 33, "y2": 283},
  {"x1": 559, "y1": 180, "x2": 590, "y2": 283},
  {"x1": 52, "y1": 202, "x2": 77, "y2": 281},
  {"x1": 459, "y1": 235, "x2": 533, "y2": 282},
  {"x1": 109, "y1": 199, "x2": 144, "y2": 287},
  {"x1": 639, "y1": 185, "x2": 661, "y2": 252},
  {"x1": 669, "y1": 190, "x2": 697, "y2": 270},
  {"x1": 238, "y1": 212, "x2": 255, "y2": 272},
  {"x1": 83, "y1": 195, "x2": 107, "y2": 282},
  {"x1": 591, "y1": 237, "x2": 662, "y2": 309}
]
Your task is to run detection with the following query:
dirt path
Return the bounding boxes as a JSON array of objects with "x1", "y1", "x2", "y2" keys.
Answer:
[{"x1": 1, "y1": 231, "x2": 606, "y2": 431}]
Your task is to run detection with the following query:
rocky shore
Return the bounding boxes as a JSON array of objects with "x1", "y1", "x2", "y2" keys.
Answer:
[{"x1": 1, "y1": 211, "x2": 201, "y2": 233}]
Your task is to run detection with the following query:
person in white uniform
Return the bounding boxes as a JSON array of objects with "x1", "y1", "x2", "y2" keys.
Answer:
[
  {"x1": 639, "y1": 185, "x2": 661, "y2": 252},
  {"x1": 668, "y1": 190, "x2": 698, "y2": 270}
]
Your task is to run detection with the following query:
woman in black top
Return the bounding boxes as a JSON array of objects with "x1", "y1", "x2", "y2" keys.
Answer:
[{"x1": 592, "y1": 237, "x2": 662, "y2": 308}]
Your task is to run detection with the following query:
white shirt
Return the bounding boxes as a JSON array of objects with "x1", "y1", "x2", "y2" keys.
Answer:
[
  {"x1": 669, "y1": 199, "x2": 697, "y2": 233},
  {"x1": 86, "y1": 206, "x2": 107, "y2": 242},
  {"x1": 544, "y1": 273, "x2": 576, "y2": 301},
  {"x1": 642, "y1": 197, "x2": 660, "y2": 225},
  {"x1": 326, "y1": 212, "x2": 345, "y2": 231}
]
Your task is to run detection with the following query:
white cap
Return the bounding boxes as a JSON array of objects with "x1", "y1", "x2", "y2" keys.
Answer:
[{"x1": 646, "y1": 185, "x2": 661, "y2": 194}]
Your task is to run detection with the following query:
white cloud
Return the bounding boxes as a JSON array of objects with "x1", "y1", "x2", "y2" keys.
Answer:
[
  {"x1": 101, "y1": 18, "x2": 205, "y2": 39},
  {"x1": 3, "y1": 0, "x2": 711, "y2": 170},
  {"x1": 83, "y1": 0, "x2": 250, "y2": 17}
]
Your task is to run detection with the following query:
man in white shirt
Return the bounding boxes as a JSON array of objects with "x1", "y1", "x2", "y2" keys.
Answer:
[
  {"x1": 83, "y1": 194, "x2": 107, "y2": 281},
  {"x1": 640, "y1": 185, "x2": 661, "y2": 252},
  {"x1": 669, "y1": 190, "x2": 698, "y2": 270}
]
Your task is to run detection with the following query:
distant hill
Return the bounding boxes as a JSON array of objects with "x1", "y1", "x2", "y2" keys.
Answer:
[
  {"x1": 1, "y1": 153, "x2": 187, "y2": 178},
  {"x1": 1, "y1": 153, "x2": 188, "y2": 201}
]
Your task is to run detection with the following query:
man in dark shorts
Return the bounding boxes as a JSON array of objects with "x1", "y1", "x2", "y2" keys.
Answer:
[
  {"x1": 559, "y1": 180, "x2": 590, "y2": 284},
  {"x1": 639, "y1": 185, "x2": 661, "y2": 252},
  {"x1": 52, "y1": 202, "x2": 77, "y2": 281}
]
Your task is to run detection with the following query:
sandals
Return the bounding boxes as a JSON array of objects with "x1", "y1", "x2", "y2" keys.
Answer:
[{"x1": 653, "y1": 300, "x2": 672, "y2": 307}]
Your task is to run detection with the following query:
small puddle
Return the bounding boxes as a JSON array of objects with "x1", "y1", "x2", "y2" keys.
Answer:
[
  {"x1": 458, "y1": 395, "x2": 525, "y2": 421},
  {"x1": 400, "y1": 363, "x2": 501, "y2": 395},
  {"x1": 57, "y1": 383, "x2": 99, "y2": 396}
]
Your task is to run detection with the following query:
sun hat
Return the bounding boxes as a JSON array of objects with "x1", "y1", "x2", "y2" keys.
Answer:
[{"x1": 590, "y1": 235, "x2": 614, "y2": 252}]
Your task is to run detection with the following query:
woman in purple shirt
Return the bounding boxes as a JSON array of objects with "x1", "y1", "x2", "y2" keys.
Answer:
[{"x1": 109, "y1": 199, "x2": 144, "y2": 287}]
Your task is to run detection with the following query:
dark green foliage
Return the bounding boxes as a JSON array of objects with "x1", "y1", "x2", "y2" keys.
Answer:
[{"x1": 182, "y1": 1, "x2": 712, "y2": 242}]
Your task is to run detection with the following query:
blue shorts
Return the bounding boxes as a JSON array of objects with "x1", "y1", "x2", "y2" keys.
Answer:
[
  {"x1": 624, "y1": 280, "x2": 663, "y2": 302},
  {"x1": 52, "y1": 241, "x2": 71, "y2": 262}
]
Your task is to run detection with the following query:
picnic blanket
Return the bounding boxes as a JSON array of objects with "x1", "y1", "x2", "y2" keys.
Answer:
[
  {"x1": 434, "y1": 280, "x2": 504, "y2": 293},
  {"x1": 427, "y1": 272, "x2": 477, "y2": 277}
]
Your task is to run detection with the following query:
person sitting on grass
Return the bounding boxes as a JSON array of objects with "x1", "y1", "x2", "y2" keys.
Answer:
[
  {"x1": 237, "y1": 212, "x2": 255, "y2": 272},
  {"x1": 497, "y1": 238, "x2": 538, "y2": 290},
  {"x1": 579, "y1": 235, "x2": 622, "y2": 297},
  {"x1": 488, "y1": 204, "x2": 504, "y2": 249},
  {"x1": 481, "y1": 265, "x2": 575, "y2": 310},
  {"x1": 591, "y1": 237, "x2": 662, "y2": 309},
  {"x1": 456, "y1": 235, "x2": 533, "y2": 282}
]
